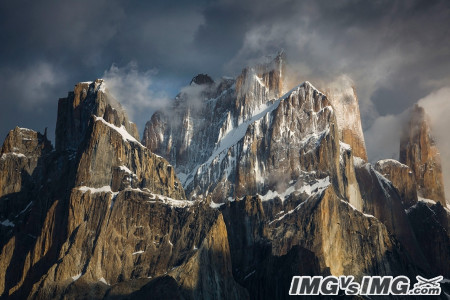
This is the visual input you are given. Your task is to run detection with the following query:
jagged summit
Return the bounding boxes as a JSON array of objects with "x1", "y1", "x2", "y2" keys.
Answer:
[
  {"x1": 190, "y1": 73, "x2": 214, "y2": 86},
  {"x1": 325, "y1": 76, "x2": 368, "y2": 161},
  {"x1": 55, "y1": 79, "x2": 139, "y2": 152}
]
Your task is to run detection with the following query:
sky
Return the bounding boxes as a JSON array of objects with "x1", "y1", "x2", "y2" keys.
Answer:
[{"x1": 1, "y1": 0, "x2": 450, "y2": 180}]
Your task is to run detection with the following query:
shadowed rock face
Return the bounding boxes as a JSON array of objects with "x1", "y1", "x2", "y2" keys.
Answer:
[
  {"x1": 406, "y1": 201, "x2": 450, "y2": 278},
  {"x1": 400, "y1": 104, "x2": 446, "y2": 205},
  {"x1": 0, "y1": 127, "x2": 52, "y2": 207},
  {"x1": 375, "y1": 159, "x2": 418, "y2": 208},
  {"x1": 190, "y1": 74, "x2": 215, "y2": 86},
  {"x1": 56, "y1": 79, "x2": 140, "y2": 152}
]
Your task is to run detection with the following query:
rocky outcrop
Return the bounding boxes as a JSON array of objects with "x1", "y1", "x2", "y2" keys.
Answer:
[
  {"x1": 142, "y1": 54, "x2": 368, "y2": 217},
  {"x1": 375, "y1": 159, "x2": 418, "y2": 208},
  {"x1": 0, "y1": 127, "x2": 52, "y2": 206},
  {"x1": 400, "y1": 104, "x2": 446, "y2": 205},
  {"x1": 0, "y1": 127, "x2": 53, "y2": 253}
]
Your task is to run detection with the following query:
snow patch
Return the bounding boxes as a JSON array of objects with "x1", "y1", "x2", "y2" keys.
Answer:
[
  {"x1": 260, "y1": 176, "x2": 330, "y2": 202},
  {"x1": 376, "y1": 159, "x2": 408, "y2": 169},
  {"x1": 340, "y1": 142, "x2": 351, "y2": 151},
  {"x1": 210, "y1": 201, "x2": 225, "y2": 209},
  {"x1": 132, "y1": 250, "x2": 144, "y2": 255},
  {"x1": 0, "y1": 219, "x2": 14, "y2": 227},
  {"x1": 95, "y1": 116, "x2": 142, "y2": 146},
  {"x1": 119, "y1": 165, "x2": 133, "y2": 174},
  {"x1": 1, "y1": 152, "x2": 26, "y2": 159},
  {"x1": 99, "y1": 277, "x2": 109, "y2": 285},
  {"x1": 353, "y1": 156, "x2": 366, "y2": 167},
  {"x1": 418, "y1": 196, "x2": 437, "y2": 205},
  {"x1": 143, "y1": 190, "x2": 193, "y2": 208},
  {"x1": 72, "y1": 273, "x2": 82, "y2": 281},
  {"x1": 78, "y1": 186, "x2": 113, "y2": 193}
]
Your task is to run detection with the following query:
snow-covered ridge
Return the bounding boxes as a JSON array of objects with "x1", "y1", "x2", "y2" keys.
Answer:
[
  {"x1": 146, "y1": 191, "x2": 194, "y2": 208},
  {"x1": 353, "y1": 156, "x2": 366, "y2": 167},
  {"x1": 119, "y1": 165, "x2": 135, "y2": 175},
  {"x1": 280, "y1": 81, "x2": 324, "y2": 101},
  {"x1": 78, "y1": 185, "x2": 115, "y2": 194},
  {"x1": 183, "y1": 81, "x2": 328, "y2": 189},
  {"x1": 94, "y1": 116, "x2": 143, "y2": 147},
  {"x1": 259, "y1": 176, "x2": 331, "y2": 202},
  {"x1": 77, "y1": 185, "x2": 193, "y2": 208},
  {"x1": 376, "y1": 159, "x2": 409, "y2": 169},
  {"x1": 406, "y1": 196, "x2": 450, "y2": 213},
  {"x1": 268, "y1": 177, "x2": 331, "y2": 225}
]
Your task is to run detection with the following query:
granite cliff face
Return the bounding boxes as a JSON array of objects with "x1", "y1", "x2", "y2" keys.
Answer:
[
  {"x1": 0, "y1": 56, "x2": 449, "y2": 299},
  {"x1": 400, "y1": 104, "x2": 446, "y2": 205},
  {"x1": 326, "y1": 80, "x2": 368, "y2": 161}
]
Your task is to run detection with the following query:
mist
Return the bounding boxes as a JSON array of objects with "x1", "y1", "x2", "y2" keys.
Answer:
[{"x1": 418, "y1": 87, "x2": 450, "y2": 203}]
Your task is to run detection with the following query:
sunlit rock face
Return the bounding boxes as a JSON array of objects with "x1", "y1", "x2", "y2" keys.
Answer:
[
  {"x1": 325, "y1": 79, "x2": 368, "y2": 161},
  {"x1": 400, "y1": 104, "x2": 446, "y2": 205}
]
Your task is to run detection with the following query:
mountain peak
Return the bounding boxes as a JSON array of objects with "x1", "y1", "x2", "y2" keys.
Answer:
[
  {"x1": 190, "y1": 74, "x2": 214, "y2": 86},
  {"x1": 55, "y1": 79, "x2": 139, "y2": 152},
  {"x1": 400, "y1": 104, "x2": 446, "y2": 205},
  {"x1": 325, "y1": 77, "x2": 368, "y2": 161}
]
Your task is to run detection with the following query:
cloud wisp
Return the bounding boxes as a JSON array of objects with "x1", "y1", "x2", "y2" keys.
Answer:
[{"x1": 102, "y1": 62, "x2": 172, "y2": 134}]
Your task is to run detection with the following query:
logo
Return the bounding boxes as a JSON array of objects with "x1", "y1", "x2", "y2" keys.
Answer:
[{"x1": 289, "y1": 275, "x2": 444, "y2": 296}]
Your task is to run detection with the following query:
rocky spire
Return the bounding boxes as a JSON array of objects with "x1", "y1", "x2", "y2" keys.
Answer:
[
  {"x1": 326, "y1": 80, "x2": 368, "y2": 161},
  {"x1": 400, "y1": 104, "x2": 446, "y2": 205},
  {"x1": 55, "y1": 79, "x2": 139, "y2": 152}
]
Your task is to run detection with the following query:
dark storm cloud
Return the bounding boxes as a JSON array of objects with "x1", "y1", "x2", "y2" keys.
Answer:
[{"x1": 1, "y1": 0, "x2": 450, "y2": 162}]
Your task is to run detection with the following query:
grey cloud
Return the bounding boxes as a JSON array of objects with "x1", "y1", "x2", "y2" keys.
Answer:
[
  {"x1": 102, "y1": 62, "x2": 172, "y2": 133},
  {"x1": 1, "y1": 0, "x2": 449, "y2": 167}
]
